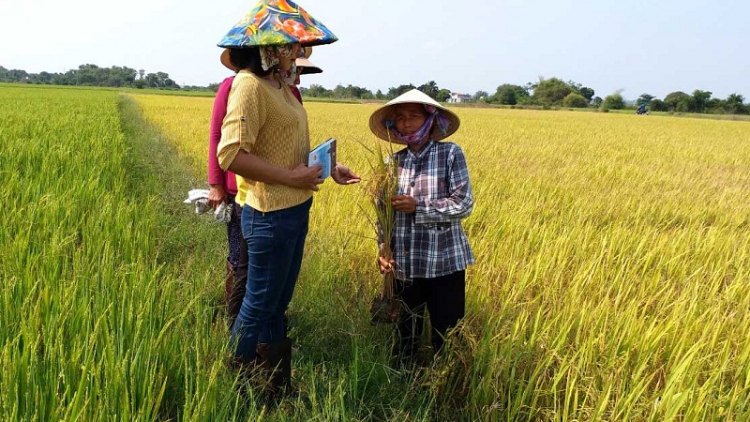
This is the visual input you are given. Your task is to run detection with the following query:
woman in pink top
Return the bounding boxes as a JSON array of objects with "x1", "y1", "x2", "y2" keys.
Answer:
[{"x1": 208, "y1": 75, "x2": 246, "y2": 327}]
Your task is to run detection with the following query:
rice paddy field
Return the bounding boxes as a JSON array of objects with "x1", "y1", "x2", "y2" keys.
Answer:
[{"x1": 2, "y1": 84, "x2": 750, "y2": 421}]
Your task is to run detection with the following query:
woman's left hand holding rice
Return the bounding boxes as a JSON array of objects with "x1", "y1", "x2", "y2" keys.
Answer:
[{"x1": 391, "y1": 194, "x2": 416, "y2": 214}]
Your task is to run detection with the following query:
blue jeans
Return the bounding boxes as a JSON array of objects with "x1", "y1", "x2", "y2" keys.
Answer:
[{"x1": 231, "y1": 198, "x2": 311, "y2": 360}]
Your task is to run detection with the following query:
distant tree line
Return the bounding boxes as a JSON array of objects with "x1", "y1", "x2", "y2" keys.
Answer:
[
  {"x1": 638, "y1": 90, "x2": 748, "y2": 115},
  {"x1": 3, "y1": 64, "x2": 748, "y2": 114},
  {"x1": 300, "y1": 81, "x2": 453, "y2": 102},
  {"x1": 0, "y1": 64, "x2": 183, "y2": 90},
  {"x1": 301, "y1": 76, "x2": 748, "y2": 115}
]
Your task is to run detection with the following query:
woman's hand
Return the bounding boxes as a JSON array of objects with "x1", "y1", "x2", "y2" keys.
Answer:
[
  {"x1": 208, "y1": 185, "x2": 227, "y2": 210},
  {"x1": 377, "y1": 256, "x2": 396, "y2": 274},
  {"x1": 391, "y1": 195, "x2": 417, "y2": 214},
  {"x1": 332, "y1": 163, "x2": 361, "y2": 185},
  {"x1": 288, "y1": 163, "x2": 324, "y2": 191}
]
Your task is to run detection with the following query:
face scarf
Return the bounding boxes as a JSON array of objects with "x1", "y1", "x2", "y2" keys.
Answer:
[
  {"x1": 383, "y1": 104, "x2": 452, "y2": 145},
  {"x1": 259, "y1": 44, "x2": 300, "y2": 85}
]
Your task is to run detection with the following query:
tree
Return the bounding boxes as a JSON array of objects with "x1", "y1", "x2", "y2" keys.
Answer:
[
  {"x1": 387, "y1": 84, "x2": 416, "y2": 100},
  {"x1": 706, "y1": 98, "x2": 725, "y2": 114},
  {"x1": 591, "y1": 96, "x2": 603, "y2": 108},
  {"x1": 563, "y1": 93, "x2": 589, "y2": 108},
  {"x1": 104, "y1": 76, "x2": 123, "y2": 87},
  {"x1": 650, "y1": 99, "x2": 668, "y2": 112},
  {"x1": 691, "y1": 90, "x2": 712, "y2": 113},
  {"x1": 328, "y1": 84, "x2": 369, "y2": 99},
  {"x1": 637, "y1": 93, "x2": 655, "y2": 105},
  {"x1": 532, "y1": 77, "x2": 573, "y2": 106},
  {"x1": 578, "y1": 87, "x2": 595, "y2": 102},
  {"x1": 473, "y1": 91, "x2": 489, "y2": 102},
  {"x1": 676, "y1": 97, "x2": 695, "y2": 113},
  {"x1": 601, "y1": 92, "x2": 625, "y2": 111},
  {"x1": 567, "y1": 80, "x2": 595, "y2": 102},
  {"x1": 436, "y1": 89, "x2": 451, "y2": 102},
  {"x1": 306, "y1": 84, "x2": 328, "y2": 97},
  {"x1": 497, "y1": 89, "x2": 517, "y2": 105},
  {"x1": 375, "y1": 89, "x2": 385, "y2": 100},
  {"x1": 493, "y1": 84, "x2": 529, "y2": 105},
  {"x1": 417, "y1": 81, "x2": 439, "y2": 100},
  {"x1": 76, "y1": 64, "x2": 101, "y2": 85},
  {"x1": 664, "y1": 91, "x2": 690, "y2": 111},
  {"x1": 333, "y1": 84, "x2": 346, "y2": 98},
  {"x1": 725, "y1": 93, "x2": 747, "y2": 114},
  {"x1": 145, "y1": 73, "x2": 160, "y2": 87},
  {"x1": 36, "y1": 71, "x2": 52, "y2": 84}
]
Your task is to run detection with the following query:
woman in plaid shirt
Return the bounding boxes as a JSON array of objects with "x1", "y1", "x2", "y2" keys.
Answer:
[{"x1": 369, "y1": 89, "x2": 475, "y2": 364}]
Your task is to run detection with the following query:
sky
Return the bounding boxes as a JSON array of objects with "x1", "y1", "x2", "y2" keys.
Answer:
[{"x1": 1, "y1": 0, "x2": 748, "y2": 100}]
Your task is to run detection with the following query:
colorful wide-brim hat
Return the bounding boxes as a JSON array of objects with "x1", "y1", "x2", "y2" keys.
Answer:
[
  {"x1": 218, "y1": 0, "x2": 338, "y2": 48},
  {"x1": 369, "y1": 89, "x2": 460, "y2": 143}
]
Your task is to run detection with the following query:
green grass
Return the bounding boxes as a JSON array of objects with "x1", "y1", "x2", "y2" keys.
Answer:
[{"x1": 0, "y1": 86, "x2": 238, "y2": 421}]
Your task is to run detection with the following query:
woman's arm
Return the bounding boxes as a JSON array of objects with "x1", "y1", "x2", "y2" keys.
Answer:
[
  {"x1": 207, "y1": 77, "x2": 234, "y2": 208},
  {"x1": 228, "y1": 150, "x2": 323, "y2": 191},
  {"x1": 414, "y1": 144, "x2": 474, "y2": 225},
  {"x1": 208, "y1": 77, "x2": 234, "y2": 186}
]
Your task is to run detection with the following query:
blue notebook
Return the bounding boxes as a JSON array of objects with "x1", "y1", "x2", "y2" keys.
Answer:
[{"x1": 308, "y1": 138, "x2": 337, "y2": 179}]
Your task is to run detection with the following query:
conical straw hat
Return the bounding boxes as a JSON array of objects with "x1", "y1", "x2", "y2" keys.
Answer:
[
  {"x1": 219, "y1": 49, "x2": 237, "y2": 71},
  {"x1": 295, "y1": 57, "x2": 322, "y2": 74},
  {"x1": 369, "y1": 89, "x2": 460, "y2": 143}
]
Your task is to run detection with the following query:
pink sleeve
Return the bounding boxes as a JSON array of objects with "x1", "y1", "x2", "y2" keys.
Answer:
[{"x1": 208, "y1": 76, "x2": 235, "y2": 187}]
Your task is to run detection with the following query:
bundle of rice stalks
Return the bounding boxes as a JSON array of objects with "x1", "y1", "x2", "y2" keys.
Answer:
[{"x1": 362, "y1": 136, "x2": 401, "y2": 324}]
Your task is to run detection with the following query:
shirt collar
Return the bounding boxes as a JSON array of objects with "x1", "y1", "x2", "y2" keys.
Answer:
[{"x1": 406, "y1": 139, "x2": 436, "y2": 160}]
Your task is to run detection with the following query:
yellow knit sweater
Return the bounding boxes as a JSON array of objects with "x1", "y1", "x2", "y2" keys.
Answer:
[{"x1": 217, "y1": 71, "x2": 311, "y2": 212}]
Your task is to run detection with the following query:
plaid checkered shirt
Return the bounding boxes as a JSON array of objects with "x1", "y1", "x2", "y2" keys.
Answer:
[{"x1": 386, "y1": 140, "x2": 475, "y2": 281}]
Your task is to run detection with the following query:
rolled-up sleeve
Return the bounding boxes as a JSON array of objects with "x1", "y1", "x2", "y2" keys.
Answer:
[{"x1": 217, "y1": 75, "x2": 265, "y2": 170}]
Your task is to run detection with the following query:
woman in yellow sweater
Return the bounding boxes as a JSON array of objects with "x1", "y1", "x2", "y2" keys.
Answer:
[{"x1": 216, "y1": 0, "x2": 355, "y2": 400}]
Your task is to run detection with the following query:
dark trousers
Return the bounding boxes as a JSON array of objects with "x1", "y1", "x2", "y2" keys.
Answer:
[
  {"x1": 226, "y1": 195, "x2": 248, "y2": 324},
  {"x1": 226, "y1": 195, "x2": 245, "y2": 268},
  {"x1": 394, "y1": 270, "x2": 466, "y2": 357}
]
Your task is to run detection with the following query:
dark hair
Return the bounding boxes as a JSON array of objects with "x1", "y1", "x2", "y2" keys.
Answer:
[{"x1": 228, "y1": 47, "x2": 273, "y2": 77}]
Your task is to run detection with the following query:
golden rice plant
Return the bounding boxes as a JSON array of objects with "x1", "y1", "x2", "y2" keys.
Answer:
[
  {"x1": 360, "y1": 135, "x2": 400, "y2": 323},
  {"x1": 130, "y1": 93, "x2": 750, "y2": 421}
]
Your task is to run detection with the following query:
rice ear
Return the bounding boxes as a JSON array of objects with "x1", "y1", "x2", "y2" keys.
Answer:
[{"x1": 364, "y1": 131, "x2": 399, "y2": 298}]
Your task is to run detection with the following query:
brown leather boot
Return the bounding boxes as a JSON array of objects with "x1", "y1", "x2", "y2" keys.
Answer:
[
  {"x1": 225, "y1": 262, "x2": 245, "y2": 329},
  {"x1": 255, "y1": 338, "x2": 293, "y2": 401}
]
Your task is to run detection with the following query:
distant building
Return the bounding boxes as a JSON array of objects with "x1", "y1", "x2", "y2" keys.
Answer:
[{"x1": 448, "y1": 92, "x2": 472, "y2": 103}]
